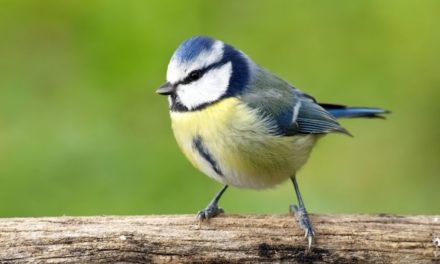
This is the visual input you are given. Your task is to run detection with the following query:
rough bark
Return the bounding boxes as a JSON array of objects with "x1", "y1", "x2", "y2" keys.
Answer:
[{"x1": 0, "y1": 214, "x2": 439, "y2": 263}]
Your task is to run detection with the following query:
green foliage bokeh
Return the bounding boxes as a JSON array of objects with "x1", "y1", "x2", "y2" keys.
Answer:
[{"x1": 0, "y1": 0, "x2": 439, "y2": 217}]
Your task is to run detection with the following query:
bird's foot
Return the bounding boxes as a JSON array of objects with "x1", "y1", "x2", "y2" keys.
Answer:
[
  {"x1": 197, "y1": 203, "x2": 224, "y2": 221},
  {"x1": 290, "y1": 204, "x2": 315, "y2": 249}
]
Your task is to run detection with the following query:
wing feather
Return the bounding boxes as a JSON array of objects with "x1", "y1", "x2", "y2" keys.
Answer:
[
  {"x1": 295, "y1": 94, "x2": 351, "y2": 135},
  {"x1": 241, "y1": 67, "x2": 350, "y2": 136}
]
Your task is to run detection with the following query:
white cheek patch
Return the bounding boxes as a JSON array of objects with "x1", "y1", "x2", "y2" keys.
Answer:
[
  {"x1": 167, "y1": 41, "x2": 224, "y2": 84},
  {"x1": 176, "y1": 62, "x2": 232, "y2": 110}
]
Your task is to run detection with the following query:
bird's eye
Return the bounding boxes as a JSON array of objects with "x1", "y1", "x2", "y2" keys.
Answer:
[
  {"x1": 181, "y1": 69, "x2": 204, "y2": 85},
  {"x1": 188, "y1": 70, "x2": 202, "y2": 82}
]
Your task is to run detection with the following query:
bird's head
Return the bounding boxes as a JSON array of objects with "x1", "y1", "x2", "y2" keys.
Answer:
[{"x1": 157, "y1": 36, "x2": 251, "y2": 111}]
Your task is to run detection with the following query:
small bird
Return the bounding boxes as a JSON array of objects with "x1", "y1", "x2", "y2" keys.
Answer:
[{"x1": 156, "y1": 36, "x2": 388, "y2": 248}]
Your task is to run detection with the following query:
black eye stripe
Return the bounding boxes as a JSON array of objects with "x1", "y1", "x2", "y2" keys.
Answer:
[
  {"x1": 178, "y1": 60, "x2": 228, "y2": 86},
  {"x1": 181, "y1": 69, "x2": 203, "y2": 84},
  {"x1": 189, "y1": 70, "x2": 201, "y2": 80}
]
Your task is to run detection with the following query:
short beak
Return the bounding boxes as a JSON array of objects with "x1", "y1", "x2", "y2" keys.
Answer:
[{"x1": 156, "y1": 82, "x2": 175, "y2": 95}]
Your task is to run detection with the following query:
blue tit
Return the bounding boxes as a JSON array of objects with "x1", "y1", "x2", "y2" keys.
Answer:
[{"x1": 156, "y1": 36, "x2": 389, "y2": 248}]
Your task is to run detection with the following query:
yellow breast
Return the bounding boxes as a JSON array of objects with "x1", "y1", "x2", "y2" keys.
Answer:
[{"x1": 170, "y1": 98, "x2": 316, "y2": 189}]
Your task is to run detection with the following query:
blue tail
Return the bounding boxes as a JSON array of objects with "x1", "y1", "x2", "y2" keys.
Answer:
[{"x1": 320, "y1": 103, "x2": 390, "y2": 119}]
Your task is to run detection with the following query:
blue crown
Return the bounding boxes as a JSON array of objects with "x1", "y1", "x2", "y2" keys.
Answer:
[{"x1": 172, "y1": 36, "x2": 216, "y2": 63}]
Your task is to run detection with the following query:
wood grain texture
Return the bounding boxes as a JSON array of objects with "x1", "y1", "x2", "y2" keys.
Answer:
[{"x1": 0, "y1": 214, "x2": 439, "y2": 263}]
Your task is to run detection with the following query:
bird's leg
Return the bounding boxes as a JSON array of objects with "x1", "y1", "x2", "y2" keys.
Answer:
[
  {"x1": 289, "y1": 176, "x2": 315, "y2": 249},
  {"x1": 197, "y1": 185, "x2": 228, "y2": 220}
]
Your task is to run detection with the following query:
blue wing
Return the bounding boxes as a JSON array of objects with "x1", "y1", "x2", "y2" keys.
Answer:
[
  {"x1": 288, "y1": 91, "x2": 350, "y2": 136},
  {"x1": 241, "y1": 67, "x2": 388, "y2": 137},
  {"x1": 242, "y1": 86, "x2": 350, "y2": 136},
  {"x1": 274, "y1": 92, "x2": 389, "y2": 136}
]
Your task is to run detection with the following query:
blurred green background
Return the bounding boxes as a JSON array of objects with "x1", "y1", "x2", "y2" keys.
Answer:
[{"x1": 0, "y1": 0, "x2": 439, "y2": 217}]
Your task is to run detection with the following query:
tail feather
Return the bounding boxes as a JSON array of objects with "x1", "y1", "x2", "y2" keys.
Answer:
[{"x1": 320, "y1": 103, "x2": 390, "y2": 119}]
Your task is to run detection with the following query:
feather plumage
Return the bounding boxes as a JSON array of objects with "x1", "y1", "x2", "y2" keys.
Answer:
[
  {"x1": 320, "y1": 103, "x2": 390, "y2": 119},
  {"x1": 241, "y1": 67, "x2": 350, "y2": 136}
]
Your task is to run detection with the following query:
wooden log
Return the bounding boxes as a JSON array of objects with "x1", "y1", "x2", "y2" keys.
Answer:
[{"x1": 0, "y1": 214, "x2": 439, "y2": 263}]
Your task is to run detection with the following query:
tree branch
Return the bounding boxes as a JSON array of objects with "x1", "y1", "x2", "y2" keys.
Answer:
[{"x1": 0, "y1": 214, "x2": 439, "y2": 263}]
